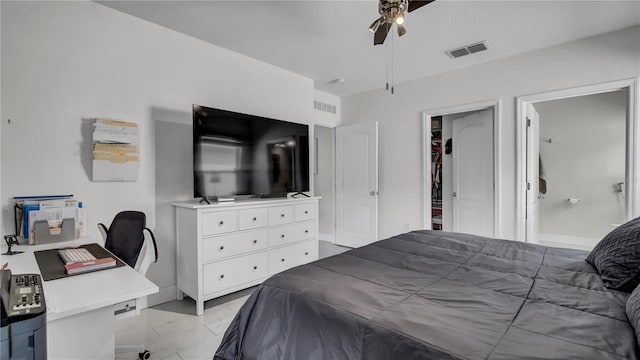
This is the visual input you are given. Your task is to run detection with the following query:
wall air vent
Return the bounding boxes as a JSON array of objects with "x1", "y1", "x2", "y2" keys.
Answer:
[
  {"x1": 314, "y1": 100, "x2": 337, "y2": 115},
  {"x1": 446, "y1": 41, "x2": 488, "y2": 59}
]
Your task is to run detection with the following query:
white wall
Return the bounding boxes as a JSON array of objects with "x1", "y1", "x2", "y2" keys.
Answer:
[
  {"x1": 1, "y1": 1, "x2": 314, "y2": 305},
  {"x1": 342, "y1": 26, "x2": 640, "y2": 240},
  {"x1": 536, "y1": 90, "x2": 627, "y2": 239},
  {"x1": 313, "y1": 90, "x2": 341, "y2": 128}
]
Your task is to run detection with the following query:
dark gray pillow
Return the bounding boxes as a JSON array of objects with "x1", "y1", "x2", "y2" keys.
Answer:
[
  {"x1": 586, "y1": 217, "x2": 640, "y2": 292},
  {"x1": 626, "y1": 285, "x2": 640, "y2": 347}
]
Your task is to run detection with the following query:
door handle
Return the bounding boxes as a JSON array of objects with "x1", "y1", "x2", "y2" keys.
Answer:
[
  {"x1": 370, "y1": 191, "x2": 378, "y2": 196},
  {"x1": 452, "y1": 192, "x2": 457, "y2": 198}
]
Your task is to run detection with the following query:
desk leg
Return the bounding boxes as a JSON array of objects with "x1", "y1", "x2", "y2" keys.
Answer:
[
  {"x1": 48, "y1": 306, "x2": 115, "y2": 360},
  {"x1": 196, "y1": 300, "x2": 204, "y2": 316}
]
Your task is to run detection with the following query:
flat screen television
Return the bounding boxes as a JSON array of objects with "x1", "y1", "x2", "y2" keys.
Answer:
[{"x1": 193, "y1": 105, "x2": 309, "y2": 199}]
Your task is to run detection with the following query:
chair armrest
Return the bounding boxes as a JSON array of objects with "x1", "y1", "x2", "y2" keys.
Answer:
[
  {"x1": 97, "y1": 223, "x2": 108, "y2": 245},
  {"x1": 143, "y1": 228, "x2": 158, "y2": 263}
]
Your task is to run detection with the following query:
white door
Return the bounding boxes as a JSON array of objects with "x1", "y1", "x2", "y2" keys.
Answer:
[
  {"x1": 335, "y1": 122, "x2": 378, "y2": 248},
  {"x1": 452, "y1": 109, "x2": 494, "y2": 237},
  {"x1": 525, "y1": 103, "x2": 540, "y2": 244}
]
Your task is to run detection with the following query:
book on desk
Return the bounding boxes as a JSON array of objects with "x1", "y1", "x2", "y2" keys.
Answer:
[
  {"x1": 63, "y1": 257, "x2": 116, "y2": 275},
  {"x1": 34, "y1": 243, "x2": 124, "y2": 281},
  {"x1": 58, "y1": 247, "x2": 116, "y2": 275}
]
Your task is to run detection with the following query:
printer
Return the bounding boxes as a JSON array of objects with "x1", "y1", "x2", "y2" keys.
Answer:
[{"x1": 0, "y1": 270, "x2": 47, "y2": 360}]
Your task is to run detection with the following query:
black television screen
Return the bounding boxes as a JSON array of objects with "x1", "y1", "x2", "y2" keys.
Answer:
[{"x1": 193, "y1": 105, "x2": 309, "y2": 199}]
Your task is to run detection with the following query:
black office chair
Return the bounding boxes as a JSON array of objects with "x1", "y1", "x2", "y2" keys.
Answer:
[{"x1": 98, "y1": 211, "x2": 158, "y2": 360}]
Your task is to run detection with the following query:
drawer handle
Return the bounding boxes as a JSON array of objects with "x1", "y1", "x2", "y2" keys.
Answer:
[
  {"x1": 305, "y1": 230, "x2": 309, "y2": 233},
  {"x1": 281, "y1": 234, "x2": 285, "y2": 238},
  {"x1": 253, "y1": 240, "x2": 258, "y2": 244},
  {"x1": 304, "y1": 210, "x2": 309, "y2": 214},
  {"x1": 280, "y1": 214, "x2": 285, "y2": 218},
  {"x1": 220, "y1": 274, "x2": 225, "y2": 279},
  {"x1": 281, "y1": 258, "x2": 285, "y2": 262},
  {"x1": 253, "y1": 217, "x2": 257, "y2": 221},
  {"x1": 219, "y1": 246, "x2": 224, "y2": 250},
  {"x1": 218, "y1": 221, "x2": 224, "y2": 226},
  {"x1": 253, "y1": 266, "x2": 258, "y2": 270},
  {"x1": 305, "y1": 252, "x2": 309, "y2": 256}
]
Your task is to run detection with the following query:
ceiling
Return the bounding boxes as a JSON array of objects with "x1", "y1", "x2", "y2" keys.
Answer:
[{"x1": 99, "y1": 1, "x2": 640, "y2": 97}]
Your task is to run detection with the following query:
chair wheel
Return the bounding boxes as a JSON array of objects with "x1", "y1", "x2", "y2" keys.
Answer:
[{"x1": 139, "y1": 350, "x2": 150, "y2": 360}]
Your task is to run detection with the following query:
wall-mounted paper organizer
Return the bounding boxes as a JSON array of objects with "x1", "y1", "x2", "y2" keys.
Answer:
[
  {"x1": 14, "y1": 196, "x2": 86, "y2": 245},
  {"x1": 33, "y1": 218, "x2": 75, "y2": 245},
  {"x1": 92, "y1": 118, "x2": 139, "y2": 182}
]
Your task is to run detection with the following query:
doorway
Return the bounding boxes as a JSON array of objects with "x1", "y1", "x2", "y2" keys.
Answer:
[
  {"x1": 423, "y1": 100, "x2": 501, "y2": 238},
  {"x1": 314, "y1": 124, "x2": 353, "y2": 257},
  {"x1": 516, "y1": 79, "x2": 639, "y2": 246},
  {"x1": 313, "y1": 125, "x2": 336, "y2": 244}
]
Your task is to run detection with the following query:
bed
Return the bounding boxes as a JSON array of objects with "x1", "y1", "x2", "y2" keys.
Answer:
[{"x1": 213, "y1": 230, "x2": 639, "y2": 360}]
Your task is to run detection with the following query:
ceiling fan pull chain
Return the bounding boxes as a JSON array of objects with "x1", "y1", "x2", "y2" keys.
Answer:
[
  {"x1": 391, "y1": 26, "x2": 395, "y2": 95},
  {"x1": 386, "y1": 29, "x2": 390, "y2": 92},
  {"x1": 386, "y1": 66, "x2": 389, "y2": 91}
]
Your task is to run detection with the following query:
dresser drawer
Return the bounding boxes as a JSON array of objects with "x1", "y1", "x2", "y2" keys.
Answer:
[
  {"x1": 202, "y1": 210, "x2": 237, "y2": 236},
  {"x1": 293, "y1": 203, "x2": 316, "y2": 222},
  {"x1": 269, "y1": 241, "x2": 317, "y2": 275},
  {"x1": 203, "y1": 251, "x2": 268, "y2": 295},
  {"x1": 268, "y1": 206, "x2": 293, "y2": 226},
  {"x1": 269, "y1": 221, "x2": 316, "y2": 247},
  {"x1": 238, "y1": 208, "x2": 268, "y2": 230},
  {"x1": 202, "y1": 230, "x2": 268, "y2": 262}
]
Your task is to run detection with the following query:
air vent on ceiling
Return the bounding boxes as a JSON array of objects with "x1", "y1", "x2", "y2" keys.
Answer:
[
  {"x1": 446, "y1": 41, "x2": 488, "y2": 59},
  {"x1": 314, "y1": 100, "x2": 337, "y2": 115}
]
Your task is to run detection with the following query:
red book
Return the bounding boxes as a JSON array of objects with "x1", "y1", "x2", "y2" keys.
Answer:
[{"x1": 64, "y1": 257, "x2": 116, "y2": 275}]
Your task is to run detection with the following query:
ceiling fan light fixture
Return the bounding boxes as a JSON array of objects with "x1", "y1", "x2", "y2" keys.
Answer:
[
  {"x1": 397, "y1": 23, "x2": 407, "y2": 36},
  {"x1": 395, "y1": 14, "x2": 404, "y2": 25}
]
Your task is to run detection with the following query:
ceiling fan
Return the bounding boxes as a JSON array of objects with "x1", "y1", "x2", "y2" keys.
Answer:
[{"x1": 369, "y1": 0, "x2": 435, "y2": 45}]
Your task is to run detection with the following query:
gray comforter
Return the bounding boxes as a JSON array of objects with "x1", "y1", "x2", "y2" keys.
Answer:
[{"x1": 214, "y1": 230, "x2": 638, "y2": 360}]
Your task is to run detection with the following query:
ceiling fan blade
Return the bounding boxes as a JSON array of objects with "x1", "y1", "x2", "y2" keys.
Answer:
[
  {"x1": 373, "y1": 22, "x2": 391, "y2": 45},
  {"x1": 369, "y1": 16, "x2": 384, "y2": 33},
  {"x1": 397, "y1": 23, "x2": 407, "y2": 37},
  {"x1": 407, "y1": 0, "x2": 435, "y2": 13}
]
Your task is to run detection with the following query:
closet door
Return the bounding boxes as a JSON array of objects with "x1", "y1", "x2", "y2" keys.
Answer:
[
  {"x1": 525, "y1": 104, "x2": 540, "y2": 243},
  {"x1": 452, "y1": 109, "x2": 494, "y2": 237}
]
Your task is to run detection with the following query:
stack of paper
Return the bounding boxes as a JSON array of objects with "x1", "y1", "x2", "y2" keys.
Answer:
[
  {"x1": 93, "y1": 119, "x2": 138, "y2": 143},
  {"x1": 16, "y1": 196, "x2": 86, "y2": 244},
  {"x1": 92, "y1": 119, "x2": 140, "y2": 181},
  {"x1": 93, "y1": 144, "x2": 138, "y2": 163}
]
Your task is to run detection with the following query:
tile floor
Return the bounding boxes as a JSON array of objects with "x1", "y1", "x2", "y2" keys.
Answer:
[
  {"x1": 536, "y1": 233, "x2": 598, "y2": 251},
  {"x1": 115, "y1": 288, "x2": 253, "y2": 360},
  {"x1": 115, "y1": 241, "x2": 351, "y2": 360}
]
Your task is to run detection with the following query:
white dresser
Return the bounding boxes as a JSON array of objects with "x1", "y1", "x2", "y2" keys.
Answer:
[{"x1": 173, "y1": 197, "x2": 320, "y2": 315}]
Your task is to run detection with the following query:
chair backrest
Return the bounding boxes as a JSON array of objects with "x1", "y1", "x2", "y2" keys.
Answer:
[{"x1": 104, "y1": 211, "x2": 146, "y2": 268}]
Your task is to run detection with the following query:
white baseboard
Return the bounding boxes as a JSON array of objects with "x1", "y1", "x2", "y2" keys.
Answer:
[{"x1": 318, "y1": 232, "x2": 335, "y2": 243}]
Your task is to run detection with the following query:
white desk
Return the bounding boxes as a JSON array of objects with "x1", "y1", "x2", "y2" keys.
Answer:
[{"x1": 1, "y1": 237, "x2": 159, "y2": 360}]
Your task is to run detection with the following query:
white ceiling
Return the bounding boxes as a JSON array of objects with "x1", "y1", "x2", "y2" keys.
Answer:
[{"x1": 99, "y1": 1, "x2": 640, "y2": 97}]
